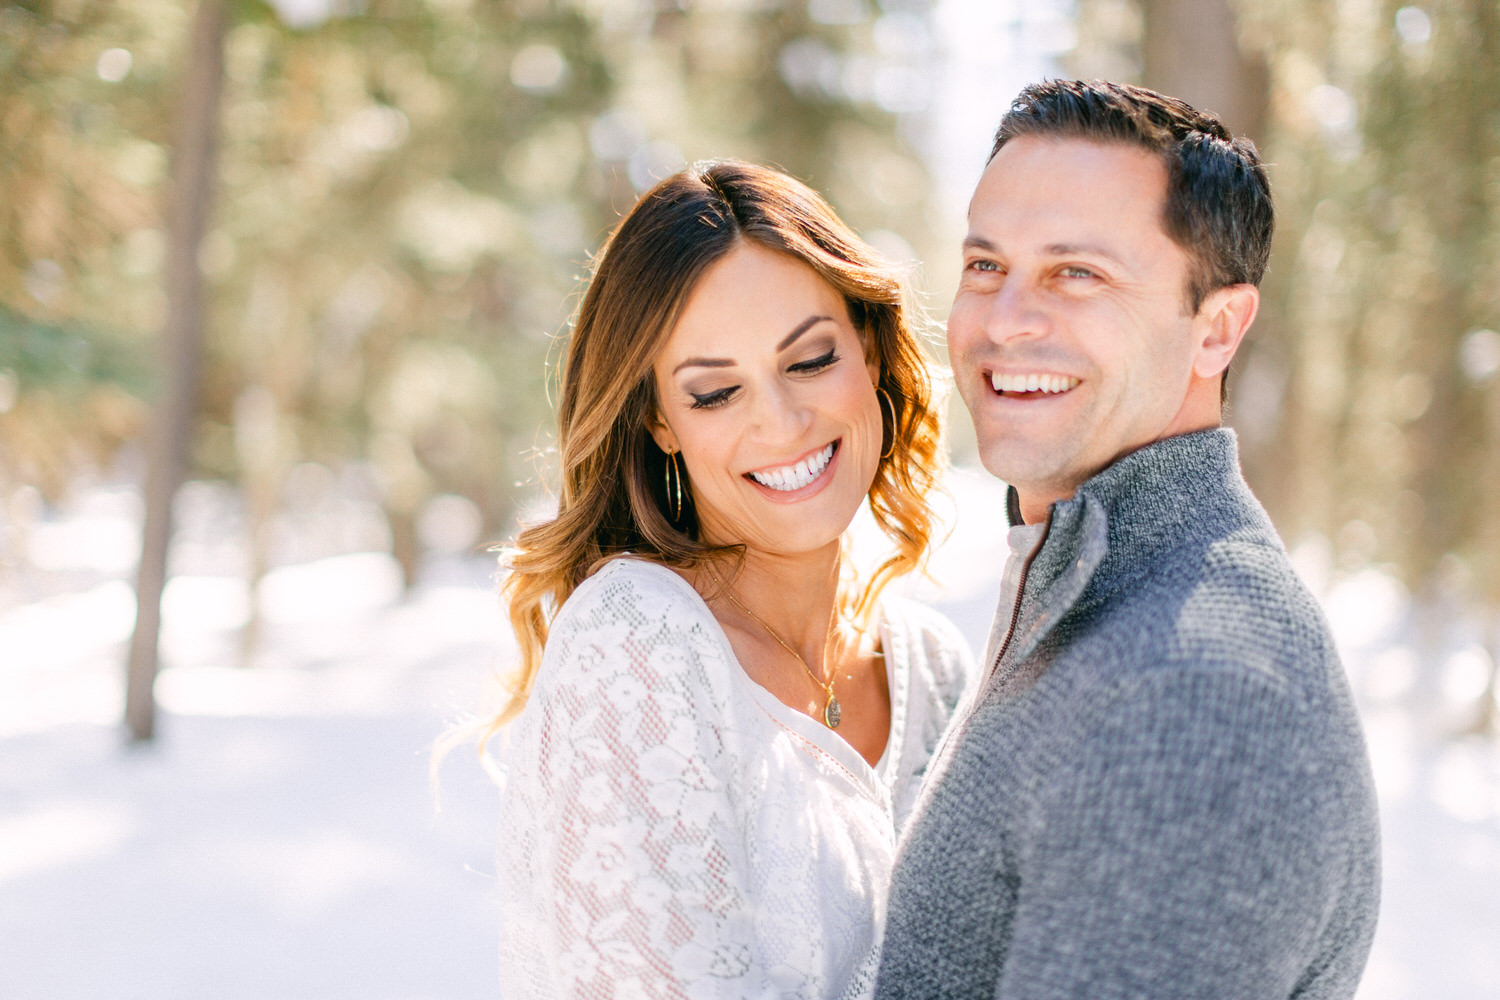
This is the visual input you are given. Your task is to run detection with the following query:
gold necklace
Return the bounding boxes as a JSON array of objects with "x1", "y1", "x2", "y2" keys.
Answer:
[{"x1": 704, "y1": 564, "x2": 843, "y2": 729}]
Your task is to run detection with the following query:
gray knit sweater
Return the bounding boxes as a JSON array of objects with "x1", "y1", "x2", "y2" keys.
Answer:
[{"x1": 875, "y1": 429, "x2": 1380, "y2": 1000}]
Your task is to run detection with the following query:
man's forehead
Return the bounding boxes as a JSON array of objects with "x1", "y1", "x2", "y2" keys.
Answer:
[
  {"x1": 965, "y1": 137, "x2": 1171, "y2": 246},
  {"x1": 969, "y1": 136, "x2": 1167, "y2": 208},
  {"x1": 984, "y1": 133, "x2": 1166, "y2": 171}
]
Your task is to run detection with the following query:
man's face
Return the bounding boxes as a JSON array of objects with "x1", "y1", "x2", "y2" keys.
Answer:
[{"x1": 948, "y1": 136, "x2": 1216, "y2": 516}]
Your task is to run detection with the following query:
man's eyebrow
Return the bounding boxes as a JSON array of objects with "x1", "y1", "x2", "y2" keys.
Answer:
[
  {"x1": 962, "y1": 236, "x2": 1128, "y2": 267},
  {"x1": 670, "y1": 315, "x2": 835, "y2": 376},
  {"x1": 1043, "y1": 242, "x2": 1128, "y2": 265}
]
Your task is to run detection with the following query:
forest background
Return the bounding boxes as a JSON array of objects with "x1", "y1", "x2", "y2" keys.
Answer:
[
  {"x1": 6, "y1": 0, "x2": 1500, "y2": 731},
  {"x1": 2, "y1": 0, "x2": 1499, "y2": 997}
]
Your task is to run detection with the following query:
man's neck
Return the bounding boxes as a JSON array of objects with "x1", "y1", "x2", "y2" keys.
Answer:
[
  {"x1": 1015, "y1": 411, "x2": 1226, "y2": 524},
  {"x1": 1015, "y1": 492, "x2": 1057, "y2": 527}
]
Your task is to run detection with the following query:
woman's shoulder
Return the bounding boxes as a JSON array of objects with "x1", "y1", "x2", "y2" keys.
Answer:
[
  {"x1": 541, "y1": 556, "x2": 729, "y2": 690},
  {"x1": 880, "y1": 596, "x2": 974, "y2": 666},
  {"x1": 880, "y1": 596, "x2": 977, "y2": 702},
  {"x1": 552, "y1": 556, "x2": 710, "y2": 634}
]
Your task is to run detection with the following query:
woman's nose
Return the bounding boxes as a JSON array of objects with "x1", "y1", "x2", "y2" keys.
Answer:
[{"x1": 749, "y1": 379, "x2": 811, "y2": 443}]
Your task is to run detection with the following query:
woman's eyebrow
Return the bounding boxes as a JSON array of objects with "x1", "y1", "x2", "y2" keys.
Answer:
[
  {"x1": 672, "y1": 356, "x2": 735, "y2": 375},
  {"x1": 671, "y1": 314, "x2": 835, "y2": 375},
  {"x1": 777, "y1": 314, "x2": 835, "y2": 352}
]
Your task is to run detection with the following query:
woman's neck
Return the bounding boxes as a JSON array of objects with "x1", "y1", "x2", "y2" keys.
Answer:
[{"x1": 705, "y1": 542, "x2": 845, "y2": 671}]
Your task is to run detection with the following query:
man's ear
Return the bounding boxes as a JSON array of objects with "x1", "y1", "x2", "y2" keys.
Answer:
[{"x1": 1192, "y1": 283, "x2": 1259, "y2": 379}]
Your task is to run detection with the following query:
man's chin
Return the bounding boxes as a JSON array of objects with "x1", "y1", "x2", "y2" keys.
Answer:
[
  {"x1": 975, "y1": 448, "x2": 1014, "y2": 482},
  {"x1": 976, "y1": 440, "x2": 1072, "y2": 486},
  {"x1": 976, "y1": 446, "x2": 1092, "y2": 511}
]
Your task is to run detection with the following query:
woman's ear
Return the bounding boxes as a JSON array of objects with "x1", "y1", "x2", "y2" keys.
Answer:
[{"x1": 648, "y1": 409, "x2": 679, "y2": 455}]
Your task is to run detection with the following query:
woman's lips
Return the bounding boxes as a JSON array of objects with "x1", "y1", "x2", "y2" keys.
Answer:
[{"x1": 744, "y1": 440, "x2": 840, "y2": 495}]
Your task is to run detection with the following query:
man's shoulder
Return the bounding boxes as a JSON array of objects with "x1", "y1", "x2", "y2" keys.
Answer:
[
  {"x1": 1164, "y1": 529, "x2": 1331, "y2": 665},
  {"x1": 1070, "y1": 525, "x2": 1341, "y2": 709},
  {"x1": 1049, "y1": 552, "x2": 1360, "y2": 786}
]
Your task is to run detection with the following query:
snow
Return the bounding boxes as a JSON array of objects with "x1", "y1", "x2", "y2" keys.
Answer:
[{"x1": 1, "y1": 471, "x2": 1497, "y2": 998}]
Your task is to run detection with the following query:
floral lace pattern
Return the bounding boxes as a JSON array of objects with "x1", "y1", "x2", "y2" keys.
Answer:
[{"x1": 496, "y1": 558, "x2": 974, "y2": 1000}]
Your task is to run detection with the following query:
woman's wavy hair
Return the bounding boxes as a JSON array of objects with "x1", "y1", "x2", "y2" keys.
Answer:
[{"x1": 489, "y1": 160, "x2": 943, "y2": 730}]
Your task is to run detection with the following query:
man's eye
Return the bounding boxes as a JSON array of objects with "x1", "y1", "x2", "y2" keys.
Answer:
[
  {"x1": 690, "y1": 386, "x2": 737, "y2": 410},
  {"x1": 967, "y1": 259, "x2": 1000, "y2": 273},
  {"x1": 789, "y1": 350, "x2": 838, "y2": 374},
  {"x1": 1060, "y1": 265, "x2": 1096, "y2": 279}
]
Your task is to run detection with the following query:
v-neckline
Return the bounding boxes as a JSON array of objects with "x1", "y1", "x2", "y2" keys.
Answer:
[{"x1": 617, "y1": 558, "x2": 908, "y2": 800}]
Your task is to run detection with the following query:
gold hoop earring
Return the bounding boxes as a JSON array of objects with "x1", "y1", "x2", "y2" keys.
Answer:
[
  {"x1": 875, "y1": 385, "x2": 897, "y2": 460},
  {"x1": 665, "y1": 449, "x2": 684, "y2": 521}
]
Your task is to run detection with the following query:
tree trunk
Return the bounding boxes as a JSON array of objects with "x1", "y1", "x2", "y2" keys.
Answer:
[
  {"x1": 124, "y1": 0, "x2": 230, "y2": 742},
  {"x1": 1139, "y1": 0, "x2": 1268, "y2": 142},
  {"x1": 1137, "y1": 0, "x2": 1288, "y2": 514}
]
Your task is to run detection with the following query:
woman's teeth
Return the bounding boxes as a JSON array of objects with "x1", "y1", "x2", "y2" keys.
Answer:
[
  {"x1": 748, "y1": 442, "x2": 836, "y2": 492},
  {"x1": 990, "y1": 372, "x2": 1080, "y2": 394}
]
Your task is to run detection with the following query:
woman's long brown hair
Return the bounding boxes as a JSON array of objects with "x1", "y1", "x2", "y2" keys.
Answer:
[{"x1": 486, "y1": 160, "x2": 944, "y2": 733}]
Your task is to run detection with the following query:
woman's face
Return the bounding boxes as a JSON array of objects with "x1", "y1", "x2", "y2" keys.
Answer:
[{"x1": 650, "y1": 241, "x2": 883, "y2": 558}]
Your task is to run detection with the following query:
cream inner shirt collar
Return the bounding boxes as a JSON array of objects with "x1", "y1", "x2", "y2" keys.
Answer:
[{"x1": 981, "y1": 517, "x2": 1048, "y2": 670}]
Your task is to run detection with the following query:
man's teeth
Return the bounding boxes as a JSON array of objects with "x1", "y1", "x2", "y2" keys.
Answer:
[
  {"x1": 990, "y1": 372, "x2": 1080, "y2": 394},
  {"x1": 749, "y1": 442, "x2": 836, "y2": 492}
]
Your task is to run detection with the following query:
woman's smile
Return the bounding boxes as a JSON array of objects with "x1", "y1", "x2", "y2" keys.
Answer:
[{"x1": 744, "y1": 440, "x2": 840, "y2": 498}]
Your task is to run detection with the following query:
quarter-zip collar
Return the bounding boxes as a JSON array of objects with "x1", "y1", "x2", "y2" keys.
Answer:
[{"x1": 989, "y1": 427, "x2": 1268, "y2": 689}]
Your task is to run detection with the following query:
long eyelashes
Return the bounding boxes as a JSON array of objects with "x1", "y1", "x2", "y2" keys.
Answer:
[
  {"x1": 789, "y1": 350, "x2": 839, "y2": 373},
  {"x1": 688, "y1": 352, "x2": 840, "y2": 410},
  {"x1": 690, "y1": 387, "x2": 735, "y2": 410}
]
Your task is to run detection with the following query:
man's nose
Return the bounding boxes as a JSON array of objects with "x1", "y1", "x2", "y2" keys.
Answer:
[{"x1": 982, "y1": 277, "x2": 1048, "y2": 344}]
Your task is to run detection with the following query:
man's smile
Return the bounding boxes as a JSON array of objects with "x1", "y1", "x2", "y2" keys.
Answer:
[{"x1": 987, "y1": 371, "x2": 1081, "y2": 398}]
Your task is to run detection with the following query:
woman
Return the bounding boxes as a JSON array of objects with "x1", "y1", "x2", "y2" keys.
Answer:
[{"x1": 492, "y1": 160, "x2": 975, "y2": 999}]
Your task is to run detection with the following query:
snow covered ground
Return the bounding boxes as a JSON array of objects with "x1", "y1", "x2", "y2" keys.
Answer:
[{"x1": 1, "y1": 468, "x2": 1497, "y2": 999}]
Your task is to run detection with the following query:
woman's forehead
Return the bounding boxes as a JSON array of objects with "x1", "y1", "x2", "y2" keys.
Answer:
[{"x1": 662, "y1": 245, "x2": 852, "y2": 359}]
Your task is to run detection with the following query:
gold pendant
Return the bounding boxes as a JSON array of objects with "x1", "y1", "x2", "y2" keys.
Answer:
[{"x1": 824, "y1": 694, "x2": 842, "y2": 729}]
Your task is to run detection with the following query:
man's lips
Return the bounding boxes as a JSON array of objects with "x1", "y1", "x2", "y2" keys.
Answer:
[{"x1": 988, "y1": 371, "x2": 1080, "y2": 396}]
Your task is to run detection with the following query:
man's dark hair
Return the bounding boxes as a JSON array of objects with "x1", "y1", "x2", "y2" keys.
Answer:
[{"x1": 991, "y1": 79, "x2": 1273, "y2": 313}]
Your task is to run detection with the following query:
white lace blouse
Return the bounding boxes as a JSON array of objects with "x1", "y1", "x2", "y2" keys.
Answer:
[{"x1": 495, "y1": 557, "x2": 976, "y2": 1000}]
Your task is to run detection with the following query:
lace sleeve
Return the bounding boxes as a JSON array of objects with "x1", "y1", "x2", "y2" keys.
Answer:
[{"x1": 497, "y1": 563, "x2": 772, "y2": 1000}]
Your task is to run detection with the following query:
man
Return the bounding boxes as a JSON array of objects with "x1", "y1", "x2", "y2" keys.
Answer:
[{"x1": 876, "y1": 80, "x2": 1380, "y2": 999}]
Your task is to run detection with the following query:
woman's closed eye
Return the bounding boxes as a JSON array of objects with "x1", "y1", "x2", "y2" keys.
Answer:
[
  {"x1": 788, "y1": 350, "x2": 839, "y2": 374},
  {"x1": 690, "y1": 385, "x2": 738, "y2": 410},
  {"x1": 688, "y1": 351, "x2": 839, "y2": 409}
]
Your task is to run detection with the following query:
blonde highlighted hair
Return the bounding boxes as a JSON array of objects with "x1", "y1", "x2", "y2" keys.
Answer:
[{"x1": 488, "y1": 160, "x2": 943, "y2": 733}]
